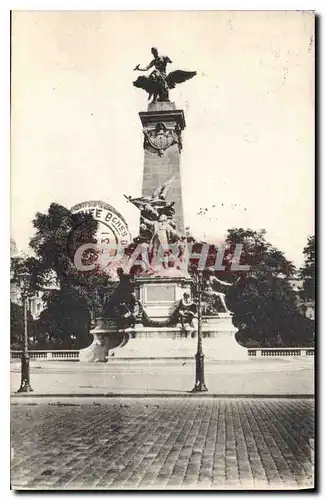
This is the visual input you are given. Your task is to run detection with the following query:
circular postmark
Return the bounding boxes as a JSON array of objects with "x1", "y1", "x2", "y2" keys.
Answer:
[
  {"x1": 71, "y1": 200, "x2": 131, "y2": 248},
  {"x1": 66, "y1": 200, "x2": 131, "y2": 273}
]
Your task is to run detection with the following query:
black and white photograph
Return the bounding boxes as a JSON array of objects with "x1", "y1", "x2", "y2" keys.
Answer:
[{"x1": 10, "y1": 9, "x2": 315, "y2": 491}]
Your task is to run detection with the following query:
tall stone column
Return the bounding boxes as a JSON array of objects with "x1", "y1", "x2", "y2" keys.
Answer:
[{"x1": 139, "y1": 101, "x2": 185, "y2": 233}]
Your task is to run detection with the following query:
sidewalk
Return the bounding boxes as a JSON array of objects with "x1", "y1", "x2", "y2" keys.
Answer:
[{"x1": 10, "y1": 358, "x2": 314, "y2": 398}]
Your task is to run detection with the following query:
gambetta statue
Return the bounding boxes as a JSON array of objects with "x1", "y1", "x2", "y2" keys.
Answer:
[
  {"x1": 124, "y1": 178, "x2": 188, "y2": 275},
  {"x1": 133, "y1": 47, "x2": 196, "y2": 103}
]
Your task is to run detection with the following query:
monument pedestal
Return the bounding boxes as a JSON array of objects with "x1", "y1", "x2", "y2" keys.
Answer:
[
  {"x1": 106, "y1": 276, "x2": 247, "y2": 360},
  {"x1": 200, "y1": 316, "x2": 248, "y2": 360},
  {"x1": 135, "y1": 275, "x2": 192, "y2": 323},
  {"x1": 79, "y1": 318, "x2": 126, "y2": 363},
  {"x1": 79, "y1": 276, "x2": 247, "y2": 362},
  {"x1": 109, "y1": 316, "x2": 247, "y2": 360}
]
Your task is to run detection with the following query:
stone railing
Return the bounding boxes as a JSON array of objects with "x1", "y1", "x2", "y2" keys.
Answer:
[
  {"x1": 248, "y1": 347, "x2": 315, "y2": 357},
  {"x1": 11, "y1": 347, "x2": 315, "y2": 361},
  {"x1": 11, "y1": 350, "x2": 80, "y2": 361}
]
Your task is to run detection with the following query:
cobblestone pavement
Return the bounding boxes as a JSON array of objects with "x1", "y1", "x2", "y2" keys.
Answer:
[{"x1": 11, "y1": 398, "x2": 314, "y2": 490}]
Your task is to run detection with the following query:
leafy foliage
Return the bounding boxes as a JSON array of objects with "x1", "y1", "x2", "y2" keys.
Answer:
[
  {"x1": 208, "y1": 228, "x2": 311, "y2": 347},
  {"x1": 11, "y1": 203, "x2": 121, "y2": 348},
  {"x1": 10, "y1": 301, "x2": 24, "y2": 348},
  {"x1": 225, "y1": 228, "x2": 296, "y2": 279},
  {"x1": 29, "y1": 202, "x2": 99, "y2": 287},
  {"x1": 227, "y1": 276, "x2": 313, "y2": 347},
  {"x1": 299, "y1": 235, "x2": 315, "y2": 301},
  {"x1": 36, "y1": 287, "x2": 92, "y2": 349},
  {"x1": 11, "y1": 255, "x2": 45, "y2": 294},
  {"x1": 10, "y1": 301, "x2": 35, "y2": 349}
]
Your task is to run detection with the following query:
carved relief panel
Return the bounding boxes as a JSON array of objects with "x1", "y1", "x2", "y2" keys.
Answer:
[{"x1": 143, "y1": 121, "x2": 182, "y2": 156}]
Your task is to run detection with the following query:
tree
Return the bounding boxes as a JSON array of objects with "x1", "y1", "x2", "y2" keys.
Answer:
[
  {"x1": 36, "y1": 288, "x2": 92, "y2": 349},
  {"x1": 299, "y1": 235, "x2": 315, "y2": 301},
  {"x1": 29, "y1": 203, "x2": 99, "y2": 288},
  {"x1": 225, "y1": 228, "x2": 296, "y2": 279},
  {"x1": 10, "y1": 255, "x2": 38, "y2": 349},
  {"x1": 226, "y1": 275, "x2": 314, "y2": 346},
  {"x1": 219, "y1": 228, "x2": 312, "y2": 347},
  {"x1": 10, "y1": 301, "x2": 24, "y2": 349},
  {"x1": 10, "y1": 301, "x2": 36, "y2": 349},
  {"x1": 14, "y1": 203, "x2": 119, "y2": 348},
  {"x1": 11, "y1": 255, "x2": 46, "y2": 295}
]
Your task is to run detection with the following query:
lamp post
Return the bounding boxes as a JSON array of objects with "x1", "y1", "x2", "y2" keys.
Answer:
[
  {"x1": 191, "y1": 271, "x2": 208, "y2": 392},
  {"x1": 17, "y1": 271, "x2": 33, "y2": 393}
]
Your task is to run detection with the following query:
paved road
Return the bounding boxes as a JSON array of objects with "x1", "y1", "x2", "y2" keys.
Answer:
[
  {"x1": 10, "y1": 358, "x2": 314, "y2": 396},
  {"x1": 11, "y1": 398, "x2": 314, "y2": 490}
]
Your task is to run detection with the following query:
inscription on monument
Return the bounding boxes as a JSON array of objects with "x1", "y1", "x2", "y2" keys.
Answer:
[{"x1": 146, "y1": 284, "x2": 176, "y2": 303}]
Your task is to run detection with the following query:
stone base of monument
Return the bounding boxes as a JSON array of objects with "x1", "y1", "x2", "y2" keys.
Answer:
[
  {"x1": 79, "y1": 318, "x2": 126, "y2": 363},
  {"x1": 134, "y1": 275, "x2": 192, "y2": 321},
  {"x1": 108, "y1": 315, "x2": 247, "y2": 361},
  {"x1": 79, "y1": 274, "x2": 248, "y2": 362}
]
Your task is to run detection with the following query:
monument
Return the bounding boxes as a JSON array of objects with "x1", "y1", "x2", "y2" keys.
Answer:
[{"x1": 79, "y1": 47, "x2": 247, "y2": 362}]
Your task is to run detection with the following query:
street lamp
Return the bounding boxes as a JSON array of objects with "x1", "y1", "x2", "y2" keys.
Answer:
[
  {"x1": 17, "y1": 271, "x2": 33, "y2": 393},
  {"x1": 191, "y1": 271, "x2": 208, "y2": 392}
]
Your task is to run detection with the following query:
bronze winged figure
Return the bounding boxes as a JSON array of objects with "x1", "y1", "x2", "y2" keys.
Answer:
[{"x1": 133, "y1": 47, "x2": 196, "y2": 103}]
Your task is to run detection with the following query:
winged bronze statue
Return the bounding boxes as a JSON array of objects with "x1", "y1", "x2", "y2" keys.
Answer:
[{"x1": 133, "y1": 47, "x2": 196, "y2": 103}]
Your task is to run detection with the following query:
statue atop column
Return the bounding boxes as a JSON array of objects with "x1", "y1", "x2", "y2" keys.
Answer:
[{"x1": 133, "y1": 47, "x2": 196, "y2": 103}]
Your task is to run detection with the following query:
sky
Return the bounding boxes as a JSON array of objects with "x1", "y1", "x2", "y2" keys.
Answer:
[{"x1": 10, "y1": 10, "x2": 314, "y2": 267}]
